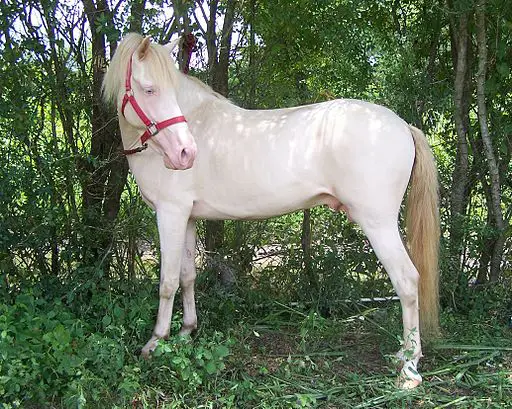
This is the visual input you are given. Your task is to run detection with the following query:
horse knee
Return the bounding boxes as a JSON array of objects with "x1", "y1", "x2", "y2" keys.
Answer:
[
  {"x1": 180, "y1": 271, "x2": 196, "y2": 288},
  {"x1": 160, "y1": 278, "x2": 179, "y2": 299}
]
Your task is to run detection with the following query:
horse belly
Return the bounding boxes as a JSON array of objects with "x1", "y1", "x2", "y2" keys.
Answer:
[
  {"x1": 190, "y1": 190, "x2": 340, "y2": 221},
  {"x1": 190, "y1": 198, "x2": 304, "y2": 220}
]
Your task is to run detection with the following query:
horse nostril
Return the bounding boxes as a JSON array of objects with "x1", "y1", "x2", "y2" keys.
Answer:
[
  {"x1": 180, "y1": 148, "x2": 189, "y2": 163},
  {"x1": 180, "y1": 147, "x2": 196, "y2": 167}
]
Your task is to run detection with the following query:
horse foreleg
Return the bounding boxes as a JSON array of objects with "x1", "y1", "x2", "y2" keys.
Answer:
[
  {"x1": 141, "y1": 207, "x2": 189, "y2": 357},
  {"x1": 178, "y1": 219, "x2": 197, "y2": 336},
  {"x1": 359, "y1": 221, "x2": 423, "y2": 389}
]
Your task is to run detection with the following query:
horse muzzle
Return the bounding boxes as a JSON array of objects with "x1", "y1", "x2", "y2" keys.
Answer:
[{"x1": 164, "y1": 143, "x2": 197, "y2": 170}]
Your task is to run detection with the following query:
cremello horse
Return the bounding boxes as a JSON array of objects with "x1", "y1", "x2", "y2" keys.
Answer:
[{"x1": 103, "y1": 33, "x2": 440, "y2": 389}]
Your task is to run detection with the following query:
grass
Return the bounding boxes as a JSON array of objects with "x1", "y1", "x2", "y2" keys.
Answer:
[
  {"x1": 1, "y1": 284, "x2": 511, "y2": 408},
  {"x1": 214, "y1": 300, "x2": 512, "y2": 409},
  {"x1": 132, "y1": 291, "x2": 511, "y2": 409}
]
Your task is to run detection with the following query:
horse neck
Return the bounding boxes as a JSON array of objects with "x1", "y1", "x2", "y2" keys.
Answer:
[{"x1": 176, "y1": 76, "x2": 227, "y2": 115}]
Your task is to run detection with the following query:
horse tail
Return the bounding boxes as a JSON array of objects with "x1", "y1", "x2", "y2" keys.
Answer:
[{"x1": 406, "y1": 125, "x2": 441, "y2": 339}]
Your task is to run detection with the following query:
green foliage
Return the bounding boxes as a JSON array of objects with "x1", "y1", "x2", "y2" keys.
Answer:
[
  {"x1": 0, "y1": 280, "x2": 510, "y2": 408},
  {"x1": 1, "y1": 0, "x2": 511, "y2": 407},
  {"x1": 152, "y1": 333, "x2": 231, "y2": 391},
  {"x1": 0, "y1": 292, "x2": 125, "y2": 406},
  {"x1": 0, "y1": 285, "x2": 234, "y2": 408}
]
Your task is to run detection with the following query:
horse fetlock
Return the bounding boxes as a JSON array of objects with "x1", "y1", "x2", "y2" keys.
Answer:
[
  {"x1": 178, "y1": 322, "x2": 197, "y2": 337},
  {"x1": 396, "y1": 346, "x2": 422, "y2": 365}
]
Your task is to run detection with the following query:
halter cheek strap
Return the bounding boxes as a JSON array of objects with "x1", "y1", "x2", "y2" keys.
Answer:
[{"x1": 121, "y1": 53, "x2": 187, "y2": 155}]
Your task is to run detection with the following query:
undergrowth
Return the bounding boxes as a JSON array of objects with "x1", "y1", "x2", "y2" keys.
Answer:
[{"x1": 0, "y1": 280, "x2": 510, "y2": 408}]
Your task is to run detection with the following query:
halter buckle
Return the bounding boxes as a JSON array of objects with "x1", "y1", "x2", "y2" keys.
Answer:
[{"x1": 148, "y1": 123, "x2": 159, "y2": 136}]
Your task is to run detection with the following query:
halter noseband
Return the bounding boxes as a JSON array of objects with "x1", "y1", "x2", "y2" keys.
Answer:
[{"x1": 121, "y1": 53, "x2": 187, "y2": 155}]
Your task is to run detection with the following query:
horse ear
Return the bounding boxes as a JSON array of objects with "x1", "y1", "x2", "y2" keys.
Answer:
[
  {"x1": 163, "y1": 37, "x2": 182, "y2": 55},
  {"x1": 137, "y1": 36, "x2": 151, "y2": 60}
]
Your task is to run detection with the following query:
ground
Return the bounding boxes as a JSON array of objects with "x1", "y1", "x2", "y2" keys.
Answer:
[
  {"x1": 138, "y1": 296, "x2": 512, "y2": 408},
  {"x1": 2, "y1": 285, "x2": 511, "y2": 408}
]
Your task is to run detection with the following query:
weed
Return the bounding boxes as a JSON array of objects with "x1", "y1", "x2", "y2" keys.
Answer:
[{"x1": 1, "y1": 285, "x2": 510, "y2": 408}]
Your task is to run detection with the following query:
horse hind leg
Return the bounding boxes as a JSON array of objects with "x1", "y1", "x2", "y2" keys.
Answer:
[{"x1": 350, "y1": 210, "x2": 423, "y2": 389}]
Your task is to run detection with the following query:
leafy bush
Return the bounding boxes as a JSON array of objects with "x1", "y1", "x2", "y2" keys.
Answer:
[
  {"x1": 0, "y1": 287, "x2": 235, "y2": 408},
  {"x1": 0, "y1": 292, "x2": 124, "y2": 406},
  {"x1": 152, "y1": 333, "x2": 231, "y2": 390}
]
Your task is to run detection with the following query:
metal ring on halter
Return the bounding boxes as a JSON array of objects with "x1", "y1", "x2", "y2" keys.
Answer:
[{"x1": 148, "y1": 123, "x2": 159, "y2": 137}]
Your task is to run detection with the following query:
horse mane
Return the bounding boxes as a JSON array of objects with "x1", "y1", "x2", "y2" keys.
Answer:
[
  {"x1": 103, "y1": 32, "x2": 230, "y2": 111},
  {"x1": 102, "y1": 33, "x2": 182, "y2": 107},
  {"x1": 184, "y1": 75, "x2": 229, "y2": 102}
]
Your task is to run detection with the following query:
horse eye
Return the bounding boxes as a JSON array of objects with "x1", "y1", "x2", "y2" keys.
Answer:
[{"x1": 144, "y1": 88, "x2": 155, "y2": 95}]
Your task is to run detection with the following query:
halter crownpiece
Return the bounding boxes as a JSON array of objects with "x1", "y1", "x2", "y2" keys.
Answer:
[{"x1": 121, "y1": 52, "x2": 187, "y2": 155}]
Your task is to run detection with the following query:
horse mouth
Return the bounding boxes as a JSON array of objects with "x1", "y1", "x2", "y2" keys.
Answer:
[
  {"x1": 163, "y1": 154, "x2": 193, "y2": 170},
  {"x1": 163, "y1": 154, "x2": 177, "y2": 169}
]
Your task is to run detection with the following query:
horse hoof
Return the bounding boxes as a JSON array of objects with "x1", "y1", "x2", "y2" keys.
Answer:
[
  {"x1": 400, "y1": 379, "x2": 421, "y2": 390},
  {"x1": 140, "y1": 345, "x2": 153, "y2": 359},
  {"x1": 398, "y1": 377, "x2": 422, "y2": 389},
  {"x1": 397, "y1": 361, "x2": 422, "y2": 389},
  {"x1": 141, "y1": 337, "x2": 159, "y2": 358}
]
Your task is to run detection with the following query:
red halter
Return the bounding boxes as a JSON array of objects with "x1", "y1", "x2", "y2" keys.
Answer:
[{"x1": 121, "y1": 53, "x2": 187, "y2": 155}]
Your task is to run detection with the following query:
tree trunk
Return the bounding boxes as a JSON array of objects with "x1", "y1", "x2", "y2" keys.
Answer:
[
  {"x1": 82, "y1": 0, "x2": 129, "y2": 274},
  {"x1": 415, "y1": 4, "x2": 442, "y2": 127},
  {"x1": 205, "y1": 0, "x2": 220, "y2": 83},
  {"x1": 475, "y1": 0, "x2": 505, "y2": 281},
  {"x1": 174, "y1": 0, "x2": 191, "y2": 72},
  {"x1": 448, "y1": 8, "x2": 471, "y2": 275},
  {"x1": 248, "y1": 0, "x2": 256, "y2": 109},
  {"x1": 213, "y1": 0, "x2": 236, "y2": 95},
  {"x1": 470, "y1": 135, "x2": 493, "y2": 283},
  {"x1": 301, "y1": 209, "x2": 319, "y2": 296},
  {"x1": 129, "y1": 0, "x2": 146, "y2": 33},
  {"x1": 199, "y1": 0, "x2": 238, "y2": 286}
]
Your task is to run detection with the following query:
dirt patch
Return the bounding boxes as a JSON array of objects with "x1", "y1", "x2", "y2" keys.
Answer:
[{"x1": 242, "y1": 325, "x2": 394, "y2": 379}]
